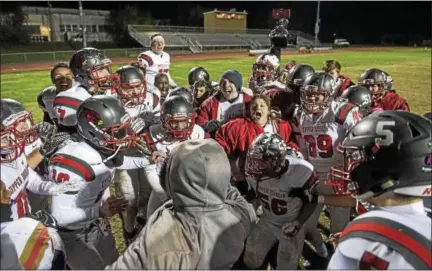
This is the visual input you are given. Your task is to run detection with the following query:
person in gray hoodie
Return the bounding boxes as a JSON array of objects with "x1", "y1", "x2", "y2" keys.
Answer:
[{"x1": 106, "y1": 138, "x2": 257, "y2": 269}]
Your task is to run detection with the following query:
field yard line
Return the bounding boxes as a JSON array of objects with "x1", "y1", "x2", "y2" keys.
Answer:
[{"x1": 0, "y1": 46, "x2": 418, "y2": 74}]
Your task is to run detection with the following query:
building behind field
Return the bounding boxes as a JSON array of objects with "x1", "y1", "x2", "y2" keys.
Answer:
[
  {"x1": 203, "y1": 9, "x2": 247, "y2": 33},
  {"x1": 21, "y1": 6, "x2": 111, "y2": 43}
]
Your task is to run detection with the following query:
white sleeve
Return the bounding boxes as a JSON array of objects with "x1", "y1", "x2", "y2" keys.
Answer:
[
  {"x1": 117, "y1": 155, "x2": 151, "y2": 170},
  {"x1": 26, "y1": 167, "x2": 61, "y2": 195},
  {"x1": 137, "y1": 53, "x2": 150, "y2": 68},
  {"x1": 327, "y1": 248, "x2": 359, "y2": 269},
  {"x1": 144, "y1": 164, "x2": 166, "y2": 201}
]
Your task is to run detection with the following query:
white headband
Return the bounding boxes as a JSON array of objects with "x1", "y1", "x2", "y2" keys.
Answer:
[{"x1": 151, "y1": 35, "x2": 164, "y2": 43}]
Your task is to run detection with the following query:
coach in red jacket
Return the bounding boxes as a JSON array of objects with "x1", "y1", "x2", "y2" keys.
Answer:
[
  {"x1": 215, "y1": 94, "x2": 299, "y2": 181},
  {"x1": 197, "y1": 70, "x2": 252, "y2": 137}
]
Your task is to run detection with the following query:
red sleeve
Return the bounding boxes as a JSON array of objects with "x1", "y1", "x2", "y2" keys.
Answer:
[
  {"x1": 383, "y1": 92, "x2": 410, "y2": 112},
  {"x1": 336, "y1": 75, "x2": 354, "y2": 97},
  {"x1": 214, "y1": 118, "x2": 244, "y2": 156},
  {"x1": 243, "y1": 93, "x2": 253, "y2": 103},
  {"x1": 277, "y1": 120, "x2": 299, "y2": 150},
  {"x1": 196, "y1": 97, "x2": 216, "y2": 126}
]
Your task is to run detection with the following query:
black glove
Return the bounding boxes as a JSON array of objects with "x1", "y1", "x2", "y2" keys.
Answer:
[
  {"x1": 39, "y1": 132, "x2": 72, "y2": 157},
  {"x1": 25, "y1": 210, "x2": 58, "y2": 229},
  {"x1": 35, "y1": 122, "x2": 56, "y2": 143},
  {"x1": 203, "y1": 120, "x2": 222, "y2": 133}
]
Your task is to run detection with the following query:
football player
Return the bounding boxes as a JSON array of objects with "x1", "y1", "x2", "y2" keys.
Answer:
[
  {"x1": 327, "y1": 111, "x2": 431, "y2": 269},
  {"x1": 114, "y1": 65, "x2": 162, "y2": 244},
  {"x1": 322, "y1": 60, "x2": 355, "y2": 97},
  {"x1": 1, "y1": 99, "x2": 81, "y2": 223},
  {"x1": 138, "y1": 95, "x2": 205, "y2": 218},
  {"x1": 137, "y1": 33, "x2": 177, "y2": 87},
  {"x1": 290, "y1": 72, "x2": 362, "y2": 258},
  {"x1": 37, "y1": 63, "x2": 74, "y2": 125},
  {"x1": 154, "y1": 73, "x2": 170, "y2": 103},
  {"x1": 53, "y1": 47, "x2": 119, "y2": 133},
  {"x1": 46, "y1": 95, "x2": 154, "y2": 269},
  {"x1": 248, "y1": 53, "x2": 282, "y2": 94},
  {"x1": 338, "y1": 85, "x2": 381, "y2": 117},
  {"x1": 0, "y1": 215, "x2": 66, "y2": 269},
  {"x1": 242, "y1": 133, "x2": 319, "y2": 269},
  {"x1": 358, "y1": 68, "x2": 409, "y2": 112},
  {"x1": 263, "y1": 64, "x2": 315, "y2": 120},
  {"x1": 197, "y1": 70, "x2": 252, "y2": 138}
]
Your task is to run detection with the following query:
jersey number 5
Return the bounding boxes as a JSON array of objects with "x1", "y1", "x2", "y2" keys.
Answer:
[{"x1": 304, "y1": 134, "x2": 334, "y2": 158}]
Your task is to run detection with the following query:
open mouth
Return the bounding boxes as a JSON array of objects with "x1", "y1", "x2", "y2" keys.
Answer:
[{"x1": 253, "y1": 110, "x2": 263, "y2": 119}]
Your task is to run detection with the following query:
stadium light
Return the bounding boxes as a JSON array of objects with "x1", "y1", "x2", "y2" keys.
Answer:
[{"x1": 79, "y1": 1, "x2": 87, "y2": 47}]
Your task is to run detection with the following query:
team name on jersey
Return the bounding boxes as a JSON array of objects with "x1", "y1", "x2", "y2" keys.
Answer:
[
  {"x1": 303, "y1": 126, "x2": 329, "y2": 133},
  {"x1": 8, "y1": 167, "x2": 29, "y2": 195},
  {"x1": 257, "y1": 186, "x2": 289, "y2": 198}
]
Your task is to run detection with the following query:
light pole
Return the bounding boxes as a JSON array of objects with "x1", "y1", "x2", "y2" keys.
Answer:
[
  {"x1": 47, "y1": 1, "x2": 54, "y2": 42},
  {"x1": 79, "y1": 1, "x2": 87, "y2": 47},
  {"x1": 314, "y1": 1, "x2": 321, "y2": 46}
]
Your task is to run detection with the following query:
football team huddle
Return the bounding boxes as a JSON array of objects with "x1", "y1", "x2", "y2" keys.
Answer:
[{"x1": 1, "y1": 33, "x2": 431, "y2": 270}]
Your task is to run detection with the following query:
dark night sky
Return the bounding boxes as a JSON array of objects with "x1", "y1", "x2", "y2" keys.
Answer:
[{"x1": 4, "y1": 1, "x2": 432, "y2": 44}]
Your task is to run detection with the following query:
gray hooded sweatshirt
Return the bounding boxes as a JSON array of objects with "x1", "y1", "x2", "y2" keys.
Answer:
[{"x1": 106, "y1": 139, "x2": 256, "y2": 269}]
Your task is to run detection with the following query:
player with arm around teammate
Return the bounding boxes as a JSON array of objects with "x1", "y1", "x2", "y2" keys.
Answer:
[
  {"x1": 46, "y1": 95, "x2": 154, "y2": 269},
  {"x1": 291, "y1": 72, "x2": 363, "y2": 258},
  {"x1": 327, "y1": 111, "x2": 431, "y2": 270},
  {"x1": 53, "y1": 48, "x2": 120, "y2": 133},
  {"x1": 242, "y1": 132, "x2": 320, "y2": 270}
]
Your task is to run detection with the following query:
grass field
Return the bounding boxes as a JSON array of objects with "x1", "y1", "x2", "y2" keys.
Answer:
[{"x1": 1, "y1": 48, "x2": 431, "y2": 253}]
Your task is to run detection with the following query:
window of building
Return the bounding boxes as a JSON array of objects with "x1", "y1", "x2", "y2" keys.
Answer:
[
  {"x1": 72, "y1": 25, "x2": 78, "y2": 32},
  {"x1": 92, "y1": 25, "x2": 97, "y2": 33},
  {"x1": 66, "y1": 25, "x2": 72, "y2": 32},
  {"x1": 98, "y1": 25, "x2": 105, "y2": 32},
  {"x1": 86, "y1": 25, "x2": 91, "y2": 32},
  {"x1": 60, "y1": 24, "x2": 66, "y2": 32}
]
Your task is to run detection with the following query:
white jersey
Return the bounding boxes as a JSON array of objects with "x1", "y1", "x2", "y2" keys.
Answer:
[
  {"x1": 47, "y1": 141, "x2": 150, "y2": 230},
  {"x1": 142, "y1": 123, "x2": 205, "y2": 154},
  {"x1": 1, "y1": 154, "x2": 61, "y2": 222},
  {"x1": 328, "y1": 201, "x2": 431, "y2": 270},
  {"x1": 0, "y1": 217, "x2": 65, "y2": 270},
  {"x1": 37, "y1": 86, "x2": 58, "y2": 121},
  {"x1": 124, "y1": 85, "x2": 161, "y2": 126},
  {"x1": 137, "y1": 50, "x2": 176, "y2": 87},
  {"x1": 246, "y1": 156, "x2": 315, "y2": 227},
  {"x1": 53, "y1": 83, "x2": 91, "y2": 127},
  {"x1": 292, "y1": 101, "x2": 361, "y2": 179}
]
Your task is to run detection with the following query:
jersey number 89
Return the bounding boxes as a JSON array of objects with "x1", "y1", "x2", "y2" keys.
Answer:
[{"x1": 304, "y1": 134, "x2": 334, "y2": 158}]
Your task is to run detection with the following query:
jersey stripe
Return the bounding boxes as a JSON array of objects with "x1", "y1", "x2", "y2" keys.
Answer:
[
  {"x1": 20, "y1": 222, "x2": 50, "y2": 269},
  {"x1": 139, "y1": 54, "x2": 154, "y2": 67},
  {"x1": 53, "y1": 96, "x2": 82, "y2": 110},
  {"x1": 142, "y1": 128, "x2": 157, "y2": 152},
  {"x1": 152, "y1": 93, "x2": 160, "y2": 110},
  {"x1": 50, "y1": 153, "x2": 96, "y2": 182},
  {"x1": 340, "y1": 218, "x2": 431, "y2": 269},
  {"x1": 335, "y1": 103, "x2": 355, "y2": 125}
]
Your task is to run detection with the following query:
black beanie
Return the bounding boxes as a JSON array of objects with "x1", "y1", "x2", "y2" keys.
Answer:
[{"x1": 220, "y1": 70, "x2": 243, "y2": 92}]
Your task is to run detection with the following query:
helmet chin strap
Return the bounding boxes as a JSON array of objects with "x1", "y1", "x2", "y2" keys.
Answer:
[{"x1": 102, "y1": 145, "x2": 122, "y2": 163}]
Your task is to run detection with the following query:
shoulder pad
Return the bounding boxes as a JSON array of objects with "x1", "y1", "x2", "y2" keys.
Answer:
[{"x1": 335, "y1": 102, "x2": 356, "y2": 125}]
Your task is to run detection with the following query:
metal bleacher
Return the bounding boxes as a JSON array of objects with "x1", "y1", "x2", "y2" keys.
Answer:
[{"x1": 128, "y1": 25, "x2": 316, "y2": 54}]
